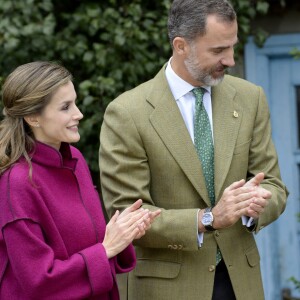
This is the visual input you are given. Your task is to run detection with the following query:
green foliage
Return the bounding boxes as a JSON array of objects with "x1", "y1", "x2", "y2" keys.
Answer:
[
  {"x1": 289, "y1": 276, "x2": 300, "y2": 291},
  {"x1": 0, "y1": 0, "x2": 278, "y2": 181},
  {"x1": 231, "y1": 0, "x2": 271, "y2": 50},
  {"x1": 291, "y1": 48, "x2": 300, "y2": 59},
  {"x1": 0, "y1": 0, "x2": 171, "y2": 177}
]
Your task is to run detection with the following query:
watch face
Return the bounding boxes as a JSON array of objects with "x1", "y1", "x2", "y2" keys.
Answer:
[{"x1": 202, "y1": 213, "x2": 213, "y2": 226}]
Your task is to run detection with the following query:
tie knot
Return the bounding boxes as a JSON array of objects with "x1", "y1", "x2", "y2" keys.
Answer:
[{"x1": 192, "y1": 88, "x2": 205, "y2": 103}]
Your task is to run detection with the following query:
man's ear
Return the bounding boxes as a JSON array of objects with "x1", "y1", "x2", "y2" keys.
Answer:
[
  {"x1": 173, "y1": 37, "x2": 188, "y2": 55},
  {"x1": 24, "y1": 115, "x2": 40, "y2": 128}
]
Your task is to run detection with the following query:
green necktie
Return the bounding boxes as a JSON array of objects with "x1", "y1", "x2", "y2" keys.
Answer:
[
  {"x1": 192, "y1": 87, "x2": 222, "y2": 265},
  {"x1": 192, "y1": 87, "x2": 215, "y2": 206}
]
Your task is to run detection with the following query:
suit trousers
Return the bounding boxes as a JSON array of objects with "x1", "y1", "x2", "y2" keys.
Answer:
[{"x1": 212, "y1": 259, "x2": 236, "y2": 300}]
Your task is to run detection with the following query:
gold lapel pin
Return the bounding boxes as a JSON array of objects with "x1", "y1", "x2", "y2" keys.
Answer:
[{"x1": 233, "y1": 110, "x2": 238, "y2": 118}]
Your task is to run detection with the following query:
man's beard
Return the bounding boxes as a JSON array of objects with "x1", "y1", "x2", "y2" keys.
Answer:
[{"x1": 184, "y1": 51, "x2": 226, "y2": 86}]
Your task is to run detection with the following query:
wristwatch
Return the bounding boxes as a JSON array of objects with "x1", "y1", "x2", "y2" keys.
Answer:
[{"x1": 201, "y1": 207, "x2": 216, "y2": 231}]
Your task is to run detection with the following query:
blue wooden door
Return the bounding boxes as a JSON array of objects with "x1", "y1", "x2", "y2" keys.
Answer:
[{"x1": 245, "y1": 34, "x2": 300, "y2": 300}]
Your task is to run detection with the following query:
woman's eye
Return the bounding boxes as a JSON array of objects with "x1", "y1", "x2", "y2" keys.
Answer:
[{"x1": 62, "y1": 105, "x2": 69, "y2": 110}]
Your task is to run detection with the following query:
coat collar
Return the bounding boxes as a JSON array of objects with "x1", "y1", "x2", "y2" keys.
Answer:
[
  {"x1": 146, "y1": 65, "x2": 242, "y2": 204},
  {"x1": 30, "y1": 142, "x2": 78, "y2": 171}
]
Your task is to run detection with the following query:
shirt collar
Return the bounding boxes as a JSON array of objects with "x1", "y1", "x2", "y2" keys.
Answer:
[{"x1": 165, "y1": 58, "x2": 211, "y2": 99}]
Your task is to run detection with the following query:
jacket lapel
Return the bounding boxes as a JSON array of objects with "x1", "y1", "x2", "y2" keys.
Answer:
[
  {"x1": 145, "y1": 67, "x2": 242, "y2": 205},
  {"x1": 212, "y1": 79, "x2": 243, "y2": 201},
  {"x1": 147, "y1": 67, "x2": 211, "y2": 205}
]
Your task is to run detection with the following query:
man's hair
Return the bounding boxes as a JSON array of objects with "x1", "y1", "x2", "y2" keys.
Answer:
[{"x1": 168, "y1": 0, "x2": 236, "y2": 47}]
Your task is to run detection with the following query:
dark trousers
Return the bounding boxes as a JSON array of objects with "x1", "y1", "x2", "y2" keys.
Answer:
[{"x1": 212, "y1": 259, "x2": 236, "y2": 300}]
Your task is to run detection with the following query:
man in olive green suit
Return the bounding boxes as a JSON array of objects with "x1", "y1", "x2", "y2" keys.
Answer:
[{"x1": 99, "y1": 0, "x2": 288, "y2": 299}]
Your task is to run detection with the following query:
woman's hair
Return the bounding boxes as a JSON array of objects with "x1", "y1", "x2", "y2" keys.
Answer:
[
  {"x1": 168, "y1": 0, "x2": 236, "y2": 47},
  {"x1": 0, "y1": 61, "x2": 73, "y2": 175}
]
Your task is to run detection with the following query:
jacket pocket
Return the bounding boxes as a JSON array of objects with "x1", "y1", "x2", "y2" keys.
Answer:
[
  {"x1": 245, "y1": 245, "x2": 260, "y2": 267},
  {"x1": 133, "y1": 259, "x2": 181, "y2": 279}
]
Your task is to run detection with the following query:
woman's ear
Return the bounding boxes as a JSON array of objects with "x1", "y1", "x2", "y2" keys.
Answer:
[{"x1": 24, "y1": 115, "x2": 40, "y2": 128}]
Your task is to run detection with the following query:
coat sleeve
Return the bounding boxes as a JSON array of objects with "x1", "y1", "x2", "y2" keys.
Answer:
[
  {"x1": 115, "y1": 244, "x2": 136, "y2": 274},
  {"x1": 99, "y1": 101, "x2": 200, "y2": 251},
  {"x1": 2, "y1": 218, "x2": 114, "y2": 299},
  {"x1": 246, "y1": 86, "x2": 289, "y2": 233}
]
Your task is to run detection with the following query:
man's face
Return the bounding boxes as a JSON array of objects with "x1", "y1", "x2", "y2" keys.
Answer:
[{"x1": 184, "y1": 15, "x2": 238, "y2": 86}]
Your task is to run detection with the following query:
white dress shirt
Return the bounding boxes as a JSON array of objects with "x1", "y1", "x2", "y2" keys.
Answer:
[{"x1": 165, "y1": 60, "x2": 213, "y2": 142}]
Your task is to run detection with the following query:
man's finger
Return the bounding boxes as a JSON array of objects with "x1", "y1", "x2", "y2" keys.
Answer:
[{"x1": 245, "y1": 172, "x2": 264, "y2": 187}]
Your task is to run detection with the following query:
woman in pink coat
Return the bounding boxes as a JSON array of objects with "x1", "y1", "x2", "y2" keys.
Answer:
[{"x1": 0, "y1": 61, "x2": 161, "y2": 300}]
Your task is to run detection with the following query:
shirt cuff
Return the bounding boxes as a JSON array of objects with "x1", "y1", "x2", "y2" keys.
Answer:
[
  {"x1": 241, "y1": 216, "x2": 255, "y2": 227},
  {"x1": 197, "y1": 209, "x2": 204, "y2": 247}
]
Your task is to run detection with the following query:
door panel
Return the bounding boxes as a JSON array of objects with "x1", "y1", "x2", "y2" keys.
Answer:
[{"x1": 245, "y1": 34, "x2": 300, "y2": 300}]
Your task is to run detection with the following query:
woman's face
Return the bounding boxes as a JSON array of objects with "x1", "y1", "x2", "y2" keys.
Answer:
[{"x1": 31, "y1": 81, "x2": 83, "y2": 150}]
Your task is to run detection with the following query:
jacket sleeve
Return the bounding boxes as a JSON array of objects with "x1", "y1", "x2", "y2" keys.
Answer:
[
  {"x1": 246, "y1": 86, "x2": 289, "y2": 233},
  {"x1": 2, "y1": 218, "x2": 114, "y2": 299},
  {"x1": 99, "y1": 101, "x2": 200, "y2": 251}
]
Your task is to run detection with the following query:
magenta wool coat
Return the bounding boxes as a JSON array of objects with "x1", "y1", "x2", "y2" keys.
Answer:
[{"x1": 0, "y1": 142, "x2": 136, "y2": 300}]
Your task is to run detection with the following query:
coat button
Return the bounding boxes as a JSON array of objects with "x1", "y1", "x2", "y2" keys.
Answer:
[
  {"x1": 208, "y1": 265, "x2": 215, "y2": 272},
  {"x1": 214, "y1": 230, "x2": 220, "y2": 237}
]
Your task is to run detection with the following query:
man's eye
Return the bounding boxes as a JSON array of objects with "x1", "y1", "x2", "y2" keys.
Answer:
[
  {"x1": 62, "y1": 105, "x2": 69, "y2": 110},
  {"x1": 213, "y1": 49, "x2": 223, "y2": 54}
]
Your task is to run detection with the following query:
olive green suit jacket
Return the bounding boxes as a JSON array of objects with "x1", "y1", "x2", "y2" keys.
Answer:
[{"x1": 99, "y1": 65, "x2": 288, "y2": 300}]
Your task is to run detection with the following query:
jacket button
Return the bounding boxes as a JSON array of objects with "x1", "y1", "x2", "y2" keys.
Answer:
[
  {"x1": 208, "y1": 265, "x2": 215, "y2": 272},
  {"x1": 214, "y1": 230, "x2": 220, "y2": 237}
]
